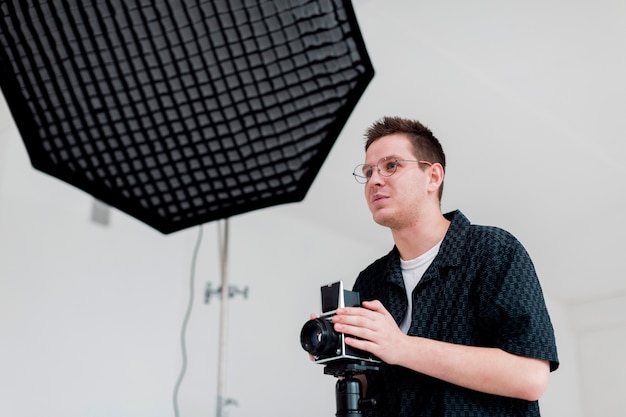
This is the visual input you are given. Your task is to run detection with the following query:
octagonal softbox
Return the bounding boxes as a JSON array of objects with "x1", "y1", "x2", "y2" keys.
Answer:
[{"x1": 0, "y1": 0, "x2": 374, "y2": 234}]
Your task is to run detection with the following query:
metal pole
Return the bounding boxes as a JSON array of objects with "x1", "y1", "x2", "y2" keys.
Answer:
[{"x1": 216, "y1": 218, "x2": 230, "y2": 417}]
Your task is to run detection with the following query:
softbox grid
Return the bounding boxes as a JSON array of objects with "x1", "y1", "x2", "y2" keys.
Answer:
[{"x1": 0, "y1": 0, "x2": 374, "y2": 233}]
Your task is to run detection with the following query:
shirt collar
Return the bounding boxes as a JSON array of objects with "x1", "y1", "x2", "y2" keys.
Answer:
[{"x1": 385, "y1": 210, "x2": 469, "y2": 286}]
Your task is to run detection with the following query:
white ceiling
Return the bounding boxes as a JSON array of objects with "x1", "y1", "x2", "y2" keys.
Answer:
[{"x1": 1, "y1": 0, "x2": 625, "y2": 304}]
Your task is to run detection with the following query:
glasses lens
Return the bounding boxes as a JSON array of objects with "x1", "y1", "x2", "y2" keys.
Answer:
[{"x1": 380, "y1": 160, "x2": 398, "y2": 176}]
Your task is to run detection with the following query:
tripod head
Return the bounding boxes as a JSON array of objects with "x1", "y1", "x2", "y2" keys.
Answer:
[{"x1": 323, "y1": 360, "x2": 380, "y2": 417}]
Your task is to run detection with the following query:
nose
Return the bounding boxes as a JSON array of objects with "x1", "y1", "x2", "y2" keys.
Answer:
[{"x1": 368, "y1": 166, "x2": 385, "y2": 186}]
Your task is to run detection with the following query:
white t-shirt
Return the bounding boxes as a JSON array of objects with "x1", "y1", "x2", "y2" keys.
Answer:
[{"x1": 399, "y1": 240, "x2": 442, "y2": 333}]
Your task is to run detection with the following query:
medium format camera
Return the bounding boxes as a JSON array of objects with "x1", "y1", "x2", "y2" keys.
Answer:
[{"x1": 300, "y1": 281, "x2": 379, "y2": 364}]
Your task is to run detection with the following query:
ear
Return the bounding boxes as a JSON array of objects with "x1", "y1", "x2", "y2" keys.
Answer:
[{"x1": 428, "y1": 163, "x2": 445, "y2": 193}]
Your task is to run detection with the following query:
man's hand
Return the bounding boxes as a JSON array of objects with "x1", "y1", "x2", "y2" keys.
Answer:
[{"x1": 331, "y1": 300, "x2": 406, "y2": 365}]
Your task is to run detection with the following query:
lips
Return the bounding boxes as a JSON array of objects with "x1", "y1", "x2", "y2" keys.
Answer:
[{"x1": 371, "y1": 193, "x2": 388, "y2": 204}]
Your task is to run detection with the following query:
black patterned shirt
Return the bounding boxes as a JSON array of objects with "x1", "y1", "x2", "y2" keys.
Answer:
[{"x1": 352, "y1": 210, "x2": 559, "y2": 417}]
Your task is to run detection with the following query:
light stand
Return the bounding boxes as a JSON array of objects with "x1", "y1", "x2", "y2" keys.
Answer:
[{"x1": 202, "y1": 219, "x2": 248, "y2": 417}]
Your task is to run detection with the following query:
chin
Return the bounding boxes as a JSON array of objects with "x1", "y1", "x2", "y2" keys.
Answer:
[{"x1": 372, "y1": 212, "x2": 393, "y2": 228}]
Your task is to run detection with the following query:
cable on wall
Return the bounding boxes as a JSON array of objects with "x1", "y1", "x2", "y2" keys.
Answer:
[{"x1": 173, "y1": 224, "x2": 204, "y2": 417}]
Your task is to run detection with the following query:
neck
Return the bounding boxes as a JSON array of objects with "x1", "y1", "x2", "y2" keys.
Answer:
[{"x1": 391, "y1": 210, "x2": 450, "y2": 260}]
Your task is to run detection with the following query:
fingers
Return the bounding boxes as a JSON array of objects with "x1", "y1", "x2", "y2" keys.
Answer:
[
  {"x1": 361, "y1": 299, "x2": 384, "y2": 310},
  {"x1": 332, "y1": 308, "x2": 376, "y2": 339},
  {"x1": 335, "y1": 299, "x2": 386, "y2": 320}
]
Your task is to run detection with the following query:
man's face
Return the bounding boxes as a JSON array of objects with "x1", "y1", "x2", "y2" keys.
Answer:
[{"x1": 362, "y1": 134, "x2": 432, "y2": 229}]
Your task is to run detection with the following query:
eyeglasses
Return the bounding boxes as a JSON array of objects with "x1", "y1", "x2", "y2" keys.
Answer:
[{"x1": 352, "y1": 157, "x2": 432, "y2": 184}]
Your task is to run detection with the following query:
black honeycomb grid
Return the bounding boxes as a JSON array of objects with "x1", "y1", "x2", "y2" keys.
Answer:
[{"x1": 0, "y1": 0, "x2": 374, "y2": 233}]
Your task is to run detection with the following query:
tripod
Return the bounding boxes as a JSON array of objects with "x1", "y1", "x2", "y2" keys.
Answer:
[{"x1": 323, "y1": 360, "x2": 380, "y2": 417}]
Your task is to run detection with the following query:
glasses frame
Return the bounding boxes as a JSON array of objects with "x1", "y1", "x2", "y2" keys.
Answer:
[{"x1": 352, "y1": 157, "x2": 432, "y2": 184}]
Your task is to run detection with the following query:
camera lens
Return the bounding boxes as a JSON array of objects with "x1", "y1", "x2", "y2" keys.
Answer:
[{"x1": 300, "y1": 318, "x2": 339, "y2": 356}]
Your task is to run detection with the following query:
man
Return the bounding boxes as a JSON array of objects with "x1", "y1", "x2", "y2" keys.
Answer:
[{"x1": 330, "y1": 116, "x2": 559, "y2": 416}]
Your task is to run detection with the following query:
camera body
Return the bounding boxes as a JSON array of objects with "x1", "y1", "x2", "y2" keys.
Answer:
[{"x1": 300, "y1": 281, "x2": 379, "y2": 364}]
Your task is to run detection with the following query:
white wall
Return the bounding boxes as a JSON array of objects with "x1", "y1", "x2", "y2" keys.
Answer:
[{"x1": 570, "y1": 295, "x2": 626, "y2": 417}]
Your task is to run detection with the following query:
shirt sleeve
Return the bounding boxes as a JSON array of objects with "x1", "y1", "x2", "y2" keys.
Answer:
[{"x1": 476, "y1": 232, "x2": 559, "y2": 371}]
